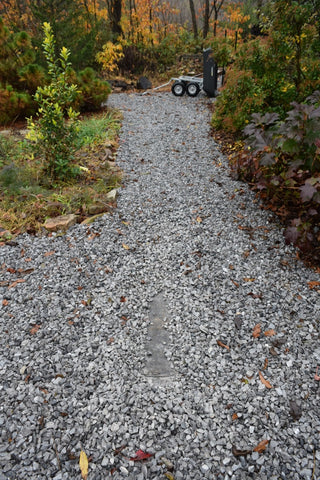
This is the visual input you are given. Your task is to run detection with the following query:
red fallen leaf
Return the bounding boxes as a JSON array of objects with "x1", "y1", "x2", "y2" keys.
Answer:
[
  {"x1": 129, "y1": 450, "x2": 153, "y2": 462},
  {"x1": 7, "y1": 268, "x2": 16, "y2": 274},
  {"x1": 315, "y1": 366, "x2": 320, "y2": 381},
  {"x1": 252, "y1": 323, "x2": 261, "y2": 338},
  {"x1": 264, "y1": 329, "x2": 276, "y2": 337},
  {"x1": 253, "y1": 439, "x2": 269, "y2": 453},
  {"x1": 120, "y1": 296, "x2": 127, "y2": 303},
  {"x1": 30, "y1": 324, "x2": 41, "y2": 335},
  {"x1": 217, "y1": 340, "x2": 230, "y2": 350}
]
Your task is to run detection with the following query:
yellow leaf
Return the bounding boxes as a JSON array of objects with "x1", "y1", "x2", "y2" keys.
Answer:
[
  {"x1": 122, "y1": 243, "x2": 130, "y2": 250},
  {"x1": 196, "y1": 216, "x2": 202, "y2": 223},
  {"x1": 164, "y1": 474, "x2": 175, "y2": 480},
  {"x1": 79, "y1": 450, "x2": 88, "y2": 480}
]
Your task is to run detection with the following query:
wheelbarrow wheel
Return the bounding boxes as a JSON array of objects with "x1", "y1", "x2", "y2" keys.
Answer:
[
  {"x1": 186, "y1": 82, "x2": 200, "y2": 97},
  {"x1": 171, "y1": 81, "x2": 186, "y2": 96}
]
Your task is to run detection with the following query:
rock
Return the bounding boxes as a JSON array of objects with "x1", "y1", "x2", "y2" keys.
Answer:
[
  {"x1": 106, "y1": 189, "x2": 118, "y2": 201},
  {"x1": 109, "y1": 79, "x2": 131, "y2": 91},
  {"x1": 137, "y1": 76, "x2": 152, "y2": 90},
  {"x1": 87, "y1": 203, "x2": 108, "y2": 215},
  {"x1": 44, "y1": 214, "x2": 78, "y2": 232}
]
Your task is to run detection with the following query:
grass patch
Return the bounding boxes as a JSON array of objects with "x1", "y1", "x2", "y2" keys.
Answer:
[{"x1": 0, "y1": 110, "x2": 122, "y2": 237}]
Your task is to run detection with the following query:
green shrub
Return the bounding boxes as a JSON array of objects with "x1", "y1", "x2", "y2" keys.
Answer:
[
  {"x1": 212, "y1": 69, "x2": 265, "y2": 132},
  {"x1": 76, "y1": 67, "x2": 111, "y2": 111},
  {"x1": 0, "y1": 85, "x2": 33, "y2": 124},
  {"x1": 27, "y1": 23, "x2": 80, "y2": 181}
]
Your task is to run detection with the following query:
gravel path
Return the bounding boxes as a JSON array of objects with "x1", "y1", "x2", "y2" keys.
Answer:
[{"x1": 0, "y1": 92, "x2": 319, "y2": 480}]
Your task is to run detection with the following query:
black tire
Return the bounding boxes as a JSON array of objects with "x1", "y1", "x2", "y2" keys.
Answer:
[
  {"x1": 186, "y1": 82, "x2": 200, "y2": 97},
  {"x1": 171, "y1": 81, "x2": 186, "y2": 96}
]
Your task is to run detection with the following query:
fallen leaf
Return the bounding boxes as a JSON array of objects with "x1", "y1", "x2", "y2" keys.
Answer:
[
  {"x1": 79, "y1": 450, "x2": 89, "y2": 480},
  {"x1": 217, "y1": 340, "x2": 230, "y2": 350},
  {"x1": 122, "y1": 243, "x2": 130, "y2": 250},
  {"x1": 263, "y1": 358, "x2": 268, "y2": 370},
  {"x1": 259, "y1": 371, "x2": 273, "y2": 389},
  {"x1": 232, "y1": 280, "x2": 240, "y2": 287},
  {"x1": 253, "y1": 439, "x2": 269, "y2": 453},
  {"x1": 129, "y1": 450, "x2": 153, "y2": 462},
  {"x1": 264, "y1": 329, "x2": 276, "y2": 337},
  {"x1": 315, "y1": 366, "x2": 320, "y2": 381},
  {"x1": 8, "y1": 278, "x2": 25, "y2": 289},
  {"x1": 243, "y1": 277, "x2": 255, "y2": 282},
  {"x1": 44, "y1": 251, "x2": 55, "y2": 257},
  {"x1": 2, "y1": 299, "x2": 8, "y2": 306},
  {"x1": 7, "y1": 268, "x2": 16, "y2": 274},
  {"x1": 232, "y1": 413, "x2": 238, "y2": 421},
  {"x1": 164, "y1": 474, "x2": 175, "y2": 480},
  {"x1": 30, "y1": 324, "x2": 41, "y2": 335},
  {"x1": 252, "y1": 323, "x2": 261, "y2": 338},
  {"x1": 120, "y1": 296, "x2": 127, "y2": 303},
  {"x1": 232, "y1": 445, "x2": 252, "y2": 457},
  {"x1": 307, "y1": 281, "x2": 320, "y2": 290},
  {"x1": 196, "y1": 216, "x2": 202, "y2": 223}
]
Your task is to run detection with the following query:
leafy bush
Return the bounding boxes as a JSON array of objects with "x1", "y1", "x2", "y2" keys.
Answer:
[
  {"x1": 27, "y1": 23, "x2": 80, "y2": 181},
  {"x1": 0, "y1": 85, "x2": 33, "y2": 124},
  {"x1": 232, "y1": 93, "x2": 320, "y2": 264},
  {"x1": 76, "y1": 67, "x2": 111, "y2": 111},
  {"x1": 212, "y1": 69, "x2": 265, "y2": 132}
]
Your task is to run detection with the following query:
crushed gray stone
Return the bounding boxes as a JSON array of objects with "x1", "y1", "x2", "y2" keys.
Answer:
[{"x1": 0, "y1": 91, "x2": 319, "y2": 480}]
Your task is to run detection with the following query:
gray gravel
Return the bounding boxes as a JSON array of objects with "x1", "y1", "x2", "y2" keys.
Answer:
[{"x1": 1, "y1": 91, "x2": 319, "y2": 480}]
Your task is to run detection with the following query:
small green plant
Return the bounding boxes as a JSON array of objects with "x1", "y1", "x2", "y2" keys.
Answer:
[{"x1": 27, "y1": 23, "x2": 80, "y2": 181}]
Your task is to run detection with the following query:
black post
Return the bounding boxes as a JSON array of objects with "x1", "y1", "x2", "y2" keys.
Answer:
[{"x1": 203, "y1": 48, "x2": 217, "y2": 97}]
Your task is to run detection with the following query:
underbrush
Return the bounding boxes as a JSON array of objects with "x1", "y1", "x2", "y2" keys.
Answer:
[
  {"x1": 0, "y1": 110, "x2": 121, "y2": 238},
  {"x1": 221, "y1": 94, "x2": 320, "y2": 268}
]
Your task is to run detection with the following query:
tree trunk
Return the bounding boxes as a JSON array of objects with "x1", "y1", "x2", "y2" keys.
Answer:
[
  {"x1": 189, "y1": 0, "x2": 198, "y2": 38},
  {"x1": 203, "y1": 0, "x2": 209, "y2": 39},
  {"x1": 107, "y1": 0, "x2": 122, "y2": 38}
]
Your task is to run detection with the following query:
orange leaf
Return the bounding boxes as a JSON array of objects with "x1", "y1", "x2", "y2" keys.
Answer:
[
  {"x1": 232, "y1": 413, "x2": 238, "y2": 421},
  {"x1": 253, "y1": 439, "x2": 269, "y2": 453},
  {"x1": 8, "y1": 279, "x2": 25, "y2": 289},
  {"x1": 44, "y1": 251, "x2": 55, "y2": 257},
  {"x1": 30, "y1": 324, "x2": 41, "y2": 335},
  {"x1": 307, "y1": 281, "x2": 320, "y2": 290},
  {"x1": 263, "y1": 358, "x2": 268, "y2": 370},
  {"x1": 259, "y1": 371, "x2": 272, "y2": 389},
  {"x1": 264, "y1": 329, "x2": 276, "y2": 337},
  {"x1": 243, "y1": 277, "x2": 255, "y2": 282},
  {"x1": 252, "y1": 323, "x2": 261, "y2": 338},
  {"x1": 196, "y1": 216, "x2": 202, "y2": 223},
  {"x1": 315, "y1": 366, "x2": 320, "y2": 381},
  {"x1": 2, "y1": 299, "x2": 8, "y2": 306},
  {"x1": 232, "y1": 280, "x2": 240, "y2": 287},
  {"x1": 217, "y1": 340, "x2": 230, "y2": 350}
]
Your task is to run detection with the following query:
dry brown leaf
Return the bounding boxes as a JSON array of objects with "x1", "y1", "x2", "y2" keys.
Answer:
[
  {"x1": 8, "y1": 279, "x2": 25, "y2": 289},
  {"x1": 315, "y1": 366, "x2": 320, "y2": 381},
  {"x1": 2, "y1": 299, "x2": 8, "y2": 306},
  {"x1": 232, "y1": 413, "x2": 238, "y2": 421},
  {"x1": 243, "y1": 277, "x2": 255, "y2": 282},
  {"x1": 232, "y1": 445, "x2": 252, "y2": 457},
  {"x1": 252, "y1": 323, "x2": 261, "y2": 338},
  {"x1": 253, "y1": 439, "x2": 269, "y2": 453},
  {"x1": 263, "y1": 358, "x2": 268, "y2": 370},
  {"x1": 79, "y1": 450, "x2": 89, "y2": 480},
  {"x1": 217, "y1": 340, "x2": 230, "y2": 350},
  {"x1": 196, "y1": 216, "x2": 202, "y2": 223},
  {"x1": 264, "y1": 329, "x2": 276, "y2": 337},
  {"x1": 232, "y1": 280, "x2": 240, "y2": 287},
  {"x1": 307, "y1": 281, "x2": 320, "y2": 290},
  {"x1": 44, "y1": 251, "x2": 55, "y2": 257},
  {"x1": 30, "y1": 324, "x2": 41, "y2": 335},
  {"x1": 259, "y1": 371, "x2": 273, "y2": 389},
  {"x1": 122, "y1": 243, "x2": 130, "y2": 250}
]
